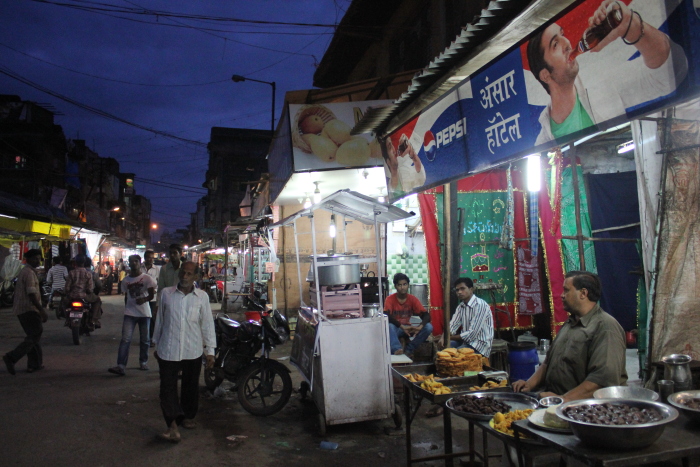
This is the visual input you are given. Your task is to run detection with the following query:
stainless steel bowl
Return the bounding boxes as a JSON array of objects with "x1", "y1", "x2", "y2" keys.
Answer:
[
  {"x1": 667, "y1": 390, "x2": 700, "y2": 423},
  {"x1": 539, "y1": 396, "x2": 564, "y2": 408},
  {"x1": 556, "y1": 398, "x2": 678, "y2": 449},
  {"x1": 593, "y1": 386, "x2": 659, "y2": 402}
]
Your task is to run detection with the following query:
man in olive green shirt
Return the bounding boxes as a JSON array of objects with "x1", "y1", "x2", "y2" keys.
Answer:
[{"x1": 513, "y1": 271, "x2": 627, "y2": 402}]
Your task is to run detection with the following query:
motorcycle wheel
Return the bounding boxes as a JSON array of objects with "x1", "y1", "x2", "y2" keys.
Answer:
[
  {"x1": 237, "y1": 360, "x2": 292, "y2": 417},
  {"x1": 72, "y1": 325, "x2": 80, "y2": 345},
  {"x1": 0, "y1": 291, "x2": 13, "y2": 307}
]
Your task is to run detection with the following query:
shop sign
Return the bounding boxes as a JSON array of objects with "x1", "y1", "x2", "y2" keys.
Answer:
[
  {"x1": 386, "y1": 0, "x2": 700, "y2": 201},
  {"x1": 288, "y1": 100, "x2": 391, "y2": 171}
]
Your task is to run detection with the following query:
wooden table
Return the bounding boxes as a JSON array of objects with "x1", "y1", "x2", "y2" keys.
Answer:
[{"x1": 512, "y1": 414, "x2": 700, "y2": 467}]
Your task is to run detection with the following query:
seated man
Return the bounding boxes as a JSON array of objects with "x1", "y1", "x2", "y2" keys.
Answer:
[
  {"x1": 512, "y1": 271, "x2": 627, "y2": 402},
  {"x1": 384, "y1": 273, "x2": 432, "y2": 358},
  {"x1": 440, "y1": 277, "x2": 494, "y2": 357}
]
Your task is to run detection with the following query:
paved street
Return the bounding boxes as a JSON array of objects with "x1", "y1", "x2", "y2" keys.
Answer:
[{"x1": 0, "y1": 294, "x2": 463, "y2": 467}]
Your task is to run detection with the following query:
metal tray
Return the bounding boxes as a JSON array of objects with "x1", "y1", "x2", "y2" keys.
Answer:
[
  {"x1": 446, "y1": 391, "x2": 539, "y2": 421},
  {"x1": 391, "y1": 364, "x2": 508, "y2": 404}
]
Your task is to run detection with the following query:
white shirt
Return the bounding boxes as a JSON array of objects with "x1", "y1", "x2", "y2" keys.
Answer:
[
  {"x1": 449, "y1": 294, "x2": 494, "y2": 356},
  {"x1": 46, "y1": 264, "x2": 68, "y2": 291},
  {"x1": 140, "y1": 264, "x2": 161, "y2": 300},
  {"x1": 121, "y1": 273, "x2": 157, "y2": 317},
  {"x1": 153, "y1": 285, "x2": 216, "y2": 361}
]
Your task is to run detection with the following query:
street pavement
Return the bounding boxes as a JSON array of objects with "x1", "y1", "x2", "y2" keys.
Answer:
[{"x1": 0, "y1": 293, "x2": 469, "y2": 467}]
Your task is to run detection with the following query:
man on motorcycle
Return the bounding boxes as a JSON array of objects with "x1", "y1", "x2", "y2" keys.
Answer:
[
  {"x1": 83, "y1": 257, "x2": 103, "y2": 328},
  {"x1": 46, "y1": 256, "x2": 68, "y2": 304},
  {"x1": 63, "y1": 254, "x2": 95, "y2": 328},
  {"x1": 152, "y1": 261, "x2": 215, "y2": 443}
]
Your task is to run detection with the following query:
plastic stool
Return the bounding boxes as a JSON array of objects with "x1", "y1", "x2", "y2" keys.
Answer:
[{"x1": 490, "y1": 339, "x2": 509, "y2": 372}]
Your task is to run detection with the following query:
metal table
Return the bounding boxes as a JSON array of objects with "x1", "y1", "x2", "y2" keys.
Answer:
[
  {"x1": 394, "y1": 365, "x2": 554, "y2": 467},
  {"x1": 512, "y1": 414, "x2": 700, "y2": 467}
]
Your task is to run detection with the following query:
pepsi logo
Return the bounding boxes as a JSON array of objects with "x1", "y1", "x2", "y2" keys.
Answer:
[{"x1": 423, "y1": 131, "x2": 436, "y2": 161}]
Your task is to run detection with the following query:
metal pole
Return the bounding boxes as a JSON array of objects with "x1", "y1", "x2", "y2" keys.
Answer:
[
  {"x1": 374, "y1": 213, "x2": 384, "y2": 312},
  {"x1": 443, "y1": 182, "x2": 453, "y2": 347},
  {"x1": 293, "y1": 220, "x2": 304, "y2": 307},
  {"x1": 310, "y1": 214, "x2": 322, "y2": 315},
  {"x1": 271, "y1": 82, "x2": 276, "y2": 134},
  {"x1": 222, "y1": 230, "x2": 229, "y2": 313},
  {"x1": 569, "y1": 146, "x2": 587, "y2": 270}
]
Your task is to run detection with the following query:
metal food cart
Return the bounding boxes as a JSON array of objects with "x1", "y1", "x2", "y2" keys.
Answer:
[{"x1": 270, "y1": 190, "x2": 413, "y2": 434}]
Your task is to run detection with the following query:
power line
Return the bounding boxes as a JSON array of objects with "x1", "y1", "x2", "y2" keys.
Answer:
[
  {"x1": 29, "y1": 0, "x2": 344, "y2": 29},
  {"x1": 0, "y1": 65, "x2": 207, "y2": 147},
  {"x1": 0, "y1": 42, "x2": 230, "y2": 87}
]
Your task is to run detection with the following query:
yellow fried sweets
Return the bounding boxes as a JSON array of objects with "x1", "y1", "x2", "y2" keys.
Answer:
[
  {"x1": 491, "y1": 409, "x2": 534, "y2": 436},
  {"x1": 419, "y1": 376, "x2": 453, "y2": 395},
  {"x1": 436, "y1": 347, "x2": 483, "y2": 376},
  {"x1": 468, "y1": 379, "x2": 508, "y2": 391}
]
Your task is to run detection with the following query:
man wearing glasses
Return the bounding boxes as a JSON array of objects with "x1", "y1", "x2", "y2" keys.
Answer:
[{"x1": 512, "y1": 271, "x2": 627, "y2": 402}]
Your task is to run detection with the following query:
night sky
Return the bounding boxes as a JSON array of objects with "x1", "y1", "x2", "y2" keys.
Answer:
[{"x1": 1, "y1": 0, "x2": 349, "y2": 237}]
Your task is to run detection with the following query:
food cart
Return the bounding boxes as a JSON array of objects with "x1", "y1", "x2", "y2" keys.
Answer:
[{"x1": 271, "y1": 190, "x2": 412, "y2": 434}]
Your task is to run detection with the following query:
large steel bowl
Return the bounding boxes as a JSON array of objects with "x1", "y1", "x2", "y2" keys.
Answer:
[
  {"x1": 593, "y1": 386, "x2": 659, "y2": 402},
  {"x1": 667, "y1": 390, "x2": 700, "y2": 423},
  {"x1": 556, "y1": 398, "x2": 678, "y2": 450}
]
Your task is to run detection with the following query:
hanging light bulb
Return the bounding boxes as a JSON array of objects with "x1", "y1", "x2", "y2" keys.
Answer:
[
  {"x1": 303, "y1": 197, "x2": 312, "y2": 209},
  {"x1": 313, "y1": 181, "x2": 322, "y2": 204},
  {"x1": 526, "y1": 154, "x2": 541, "y2": 192},
  {"x1": 378, "y1": 187, "x2": 386, "y2": 203},
  {"x1": 329, "y1": 214, "x2": 336, "y2": 238}
]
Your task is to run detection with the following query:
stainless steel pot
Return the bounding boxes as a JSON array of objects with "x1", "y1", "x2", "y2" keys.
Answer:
[
  {"x1": 307, "y1": 254, "x2": 360, "y2": 286},
  {"x1": 409, "y1": 283, "x2": 428, "y2": 307},
  {"x1": 662, "y1": 354, "x2": 692, "y2": 391},
  {"x1": 362, "y1": 304, "x2": 378, "y2": 317}
]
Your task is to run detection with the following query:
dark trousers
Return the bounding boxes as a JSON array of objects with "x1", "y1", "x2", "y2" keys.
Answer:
[
  {"x1": 6, "y1": 311, "x2": 43, "y2": 369},
  {"x1": 148, "y1": 301, "x2": 157, "y2": 339},
  {"x1": 157, "y1": 354, "x2": 202, "y2": 427}
]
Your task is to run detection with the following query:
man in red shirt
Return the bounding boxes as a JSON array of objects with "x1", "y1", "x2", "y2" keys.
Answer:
[{"x1": 384, "y1": 273, "x2": 432, "y2": 357}]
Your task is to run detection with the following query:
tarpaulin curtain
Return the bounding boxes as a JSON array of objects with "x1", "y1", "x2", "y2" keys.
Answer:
[
  {"x1": 651, "y1": 119, "x2": 700, "y2": 362},
  {"x1": 417, "y1": 193, "x2": 444, "y2": 336},
  {"x1": 587, "y1": 171, "x2": 642, "y2": 332},
  {"x1": 560, "y1": 163, "x2": 597, "y2": 273}
]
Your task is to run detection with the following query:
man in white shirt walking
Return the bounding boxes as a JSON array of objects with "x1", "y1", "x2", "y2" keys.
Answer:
[
  {"x1": 108, "y1": 255, "x2": 156, "y2": 376},
  {"x1": 140, "y1": 250, "x2": 161, "y2": 347},
  {"x1": 152, "y1": 261, "x2": 215, "y2": 443}
]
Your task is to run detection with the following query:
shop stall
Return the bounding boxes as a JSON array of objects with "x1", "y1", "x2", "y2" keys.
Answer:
[{"x1": 272, "y1": 190, "x2": 411, "y2": 434}]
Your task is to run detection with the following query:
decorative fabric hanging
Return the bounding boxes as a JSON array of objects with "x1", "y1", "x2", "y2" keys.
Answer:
[{"x1": 499, "y1": 164, "x2": 515, "y2": 250}]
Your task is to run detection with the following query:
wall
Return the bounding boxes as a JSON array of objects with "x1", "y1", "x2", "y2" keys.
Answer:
[{"x1": 273, "y1": 202, "x2": 382, "y2": 313}]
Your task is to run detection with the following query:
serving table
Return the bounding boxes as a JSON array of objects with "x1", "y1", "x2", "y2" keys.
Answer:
[
  {"x1": 393, "y1": 364, "x2": 555, "y2": 467},
  {"x1": 512, "y1": 414, "x2": 700, "y2": 467}
]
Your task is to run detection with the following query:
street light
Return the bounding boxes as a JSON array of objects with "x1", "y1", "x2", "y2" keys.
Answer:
[
  {"x1": 150, "y1": 223, "x2": 158, "y2": 247},
  {"x1": 231, "y1": 74, "x2": 276, "y2": 133}
]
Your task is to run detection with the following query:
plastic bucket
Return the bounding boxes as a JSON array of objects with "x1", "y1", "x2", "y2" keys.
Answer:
[
  {"x1": 508, "y1": 341, "x2": 539, "y2": 381},
  {"x1": 244, "y1": 311, "x2": 261, "y2": 323}
]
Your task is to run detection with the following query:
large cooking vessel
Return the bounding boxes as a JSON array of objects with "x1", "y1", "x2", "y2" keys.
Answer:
[
  {"x1": 307, "y1": 254, "x2": 360, "y2": 286},
  {"x1": 409, "y1": 283, "x2": 429, "y2": 307}
]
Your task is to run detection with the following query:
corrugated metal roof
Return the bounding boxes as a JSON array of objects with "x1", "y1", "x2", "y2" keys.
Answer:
[{"x1": 353, "y1": 0, "x2": 579, "y2": 136}]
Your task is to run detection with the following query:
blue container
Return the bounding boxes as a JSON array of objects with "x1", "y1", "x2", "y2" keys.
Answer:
[{"x1": 507, "y1": 341, "x2": 539, "y2": 381}]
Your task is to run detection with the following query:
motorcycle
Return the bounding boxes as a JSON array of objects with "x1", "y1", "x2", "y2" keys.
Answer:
[
  {"x1": 203, "y1": 278, "x2": 222, "y2": 303},
  {"x1": 50, "y1": 289, "x2": 64, "y2": 319},
  {"x1": 65, "y1": 299, "x2": 93, "y2": 345},
  {"x1": 204, "y1": 297, "x2": 292, "y2": 416},
  {"x1": 41, "y1": 281, "x2": 51, "y2": 308},
  {"x1": 0, "y1": 277, "x2": 17, "y2": 307}
]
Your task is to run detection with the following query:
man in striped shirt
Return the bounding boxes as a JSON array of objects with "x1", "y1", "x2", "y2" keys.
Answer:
[
  {"x1": 46, "y1": 256, "x2": 68, "y2": 295},
  {"x1": 444, "y1": 277, "x2": 493, "y2": 357}
]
